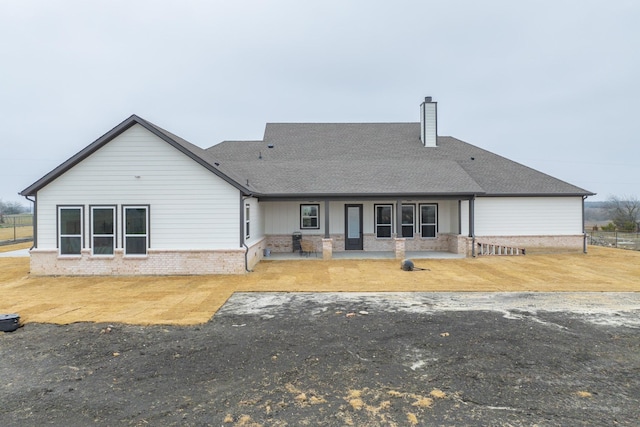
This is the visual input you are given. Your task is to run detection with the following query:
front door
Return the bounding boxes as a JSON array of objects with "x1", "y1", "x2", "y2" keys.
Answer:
[{"x1": 345, "y1": 204, "x2": 363, "y2": 250}]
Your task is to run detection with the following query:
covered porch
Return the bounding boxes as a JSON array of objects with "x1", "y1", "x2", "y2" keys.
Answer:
[{"x1": 258, "y1": 195, "x2": 477, "y2": 260}]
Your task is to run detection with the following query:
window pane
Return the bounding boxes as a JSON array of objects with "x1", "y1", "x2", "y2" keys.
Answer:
[
  {"x1": 402, "y1": 225, "x2": 414, "y2": 238},
  {"x1": 60, "y1": 209, "x2": 81, "y2": 234},
  {"x1": 126, "y1": 236, "x2": 147, "y2": 254},
  {"x1": 93, "y1": 237, "x2": 114, "y2": 255},
  {"x1": 93, "y1": 208, "x2": 114, "y2": 234},
  {"x1": 302, "y1": 205, "x2": 317, "y2": 216},
  {"x1": 126, "y1": 208, "x2": 146, "y2": 234},
  {"x1": 422, "y1": 225, "x2": 436, "y2": 238},
  {"x1": 402, "y1": 206, "x2": 414, "y2": 225},
  {"x1": 377, "y1": 225, "x2": 391, "y2": 238},
  {"x1": 376, "y1": 206, "x2": 392, "y2": 225},
  {"x1": 61, "y1": 236, "x2": 81, "y2": 255},
  {"x1": 302, "y1": 217, "x2": 318, "y2": 228},
  {"x1": 421, "y1": 205, "x2": 436, "y2": 223},
  {"x1": 347, "y1": 207, "x2": 360, "y2": 238}
]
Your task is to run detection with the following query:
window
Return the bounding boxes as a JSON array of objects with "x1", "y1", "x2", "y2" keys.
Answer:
[
  {"x1": 420, "y1": 204, "x2": 438, "y2": 238},
  {"x1": 375, "y1": 204, "x2": 393, "y2": 238},
  {"x1": 401, "y1": 204, "x2": 415, "y2": 238},
  {"x1": 245, "y1": 204, "x2": 250, "y2": 239},
  {"x1": 91, "y1": 206, "x2": 115, "y2": 255},
  {"x1": 300, "y1": 204, "x2": 320, "y2": 229},
  {"x1": 58, "y1": 206, "x2": 83, "y2": 255},
  {"x1": 124, "y1": 206, "x2": 148, "y2": 255}
]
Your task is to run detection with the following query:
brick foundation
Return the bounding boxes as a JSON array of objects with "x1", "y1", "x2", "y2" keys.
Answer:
[
  {"x1": 29, "y1": 247, "x2": 253, "y2": 276},
  {"x1": 266, "y1": 233, "x2": 456, "y2": 253},
  {"x1": 474, "y1": 235, "x2": 585, "y2": 253}
]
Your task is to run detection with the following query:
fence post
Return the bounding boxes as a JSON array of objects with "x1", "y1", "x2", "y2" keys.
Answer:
[{"x1": 13, "y1": 216, "x2": 16, "y2": 241}]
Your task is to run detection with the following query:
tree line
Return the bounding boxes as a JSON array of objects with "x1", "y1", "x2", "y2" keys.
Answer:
[
  {"x1": 591, "y1": 196, "x2": 640, "y2": 232},
  {"x1": 0, "y1": 199, "x2": 29, "y2": 223}
]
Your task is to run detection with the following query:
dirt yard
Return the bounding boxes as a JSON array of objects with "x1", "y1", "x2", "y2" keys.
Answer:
[
  {"x1": 0, "y1": 244, "x2": 639, "y2": 325},
  {"x1": 1, "y1": 244, "x2": 639, "y2": 426},
  {"x1": 2, "y1": 292, "x2": 639, "y2": 426}
]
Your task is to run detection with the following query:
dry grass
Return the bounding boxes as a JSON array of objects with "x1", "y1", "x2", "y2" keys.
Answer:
[
  {"x1": 0, "y1": 245, "x2": 638, "y2": 325},
  {"x1": 0, "y1": 226, "x2": 33, "y2": 241}
]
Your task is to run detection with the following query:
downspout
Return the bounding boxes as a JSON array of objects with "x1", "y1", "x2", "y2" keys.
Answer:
[
  {"x1": 25, "y1": 195, "x2": 36, "y2": 250},
  {"x1": 240, "y1": 193, "x2": 253, "y2": 272},
  {"x1": 582, "y1": 195, "x2": 588, "y2": 254},
  {"x1": 469, "y1": 195, "x2": 476, "y2": 257}
]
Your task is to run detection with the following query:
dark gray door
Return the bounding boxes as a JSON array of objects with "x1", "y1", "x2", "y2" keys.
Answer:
[{"x1": 345, "y1": 204, "x2": 363, "y2": 250}]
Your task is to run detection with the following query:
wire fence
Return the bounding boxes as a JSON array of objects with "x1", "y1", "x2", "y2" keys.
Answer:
[
  {"x1": 587, "y1": 231, "x2": 640, "y2": 251},
  {"x1": 0, "y1": 214, "x2": 34, "y2": 245}
]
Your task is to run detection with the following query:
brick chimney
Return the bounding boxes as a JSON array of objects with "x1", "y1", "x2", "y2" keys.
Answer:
[{"x1": 420, "y1": 96, "x2": 437, "y2": 147}]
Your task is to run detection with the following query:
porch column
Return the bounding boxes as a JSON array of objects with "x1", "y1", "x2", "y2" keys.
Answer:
[
  {"x1": 324, "y1": 199, "x2": 330, "y2": 238},
  {"x1": 395, "y1": 200, "x2": 405, "y2": 259},
  {"x1": 395, "y1": 237, "x2": 406, "y2": 260},
  {"x1": 469, "y1": 195, "x2": 476, "y2": 257},
  {"x1": 323, "y1": 199, "x2": 332, "y2": 259},
  {"x1": 395, "y1": 200, "x2": 402, "y2": 239}
]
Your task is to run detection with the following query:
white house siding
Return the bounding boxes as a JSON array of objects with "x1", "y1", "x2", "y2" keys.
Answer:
[
  {"x1": 244, "y1": 196, "x2": 265, "y2": 270},
  {"x1": 32, "y1": 124, "x2": 245, "y2": 275},
  {"x1": 474, "y1": 197, "x2": 583, "y2": 236}
]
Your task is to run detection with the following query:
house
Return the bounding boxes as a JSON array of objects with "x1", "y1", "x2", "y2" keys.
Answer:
[{"x1": 20, "y1": 98, "x2": 594, "y2": 275}]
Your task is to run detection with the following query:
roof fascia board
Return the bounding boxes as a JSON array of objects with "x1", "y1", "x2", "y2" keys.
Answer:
[
  {"x1": 479, "y1": 192, "x2": 595, "y2": 198},
  {"x1": 257, "y1": 193, "x2": 482, "y2": 202}
]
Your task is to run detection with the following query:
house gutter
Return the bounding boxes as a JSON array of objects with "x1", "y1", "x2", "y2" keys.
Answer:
[
  {"x1": 24, "y1": 195, "x2": 36, "y2": 250},
  {"x1": 582, "y1": 195, "x2": 588, "y2": 254}
]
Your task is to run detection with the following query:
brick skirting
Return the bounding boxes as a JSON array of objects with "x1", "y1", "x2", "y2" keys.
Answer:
[{"x1": 29, "y1": 248, "x2": 250, "y2": 276}]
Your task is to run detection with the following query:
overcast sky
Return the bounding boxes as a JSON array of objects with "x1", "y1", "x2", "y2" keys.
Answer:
[{"x1": 2, "y1": 0, "x2": 638, "y2": 205}]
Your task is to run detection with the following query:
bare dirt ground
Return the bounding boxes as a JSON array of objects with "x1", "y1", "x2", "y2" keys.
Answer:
[
  {"x1": 1, "y1": 293, "x2": 639, "y2": 426},
  {"x1": 1, "y1": 245, "x2": 639, "y2": 426},
  {"x1": 1, "y1": 245, "x2": 639, "y2": 325}
]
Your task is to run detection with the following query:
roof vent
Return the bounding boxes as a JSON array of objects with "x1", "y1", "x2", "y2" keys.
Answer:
[{"x1": 420, "y1": 97, "x2": 437, "y2": 147}]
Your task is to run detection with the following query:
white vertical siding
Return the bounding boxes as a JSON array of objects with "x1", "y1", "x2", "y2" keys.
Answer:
[
  {"x1": 262, "y1": 200, "x2": 458, "y2": 235},
  {"x1": 36, "y1": 124, "x2": 240, "y2": 250},
  {"x1": 475, "y1": 197, "x2": 583, "y2": 236},
  {"x1": 460, "y1": 200, "x2": 470, "y2": 236},
  {"x1": 245, "y1": 197, "x2": 263, "y2": 245}
]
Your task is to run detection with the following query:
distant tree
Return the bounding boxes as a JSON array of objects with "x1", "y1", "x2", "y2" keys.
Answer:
[
  {"x1": 0, "y1": 199, "x2": 28, "y2": 223},
  {"x1": 606, "y1": 195, "x2": 640, "y2": 232}
]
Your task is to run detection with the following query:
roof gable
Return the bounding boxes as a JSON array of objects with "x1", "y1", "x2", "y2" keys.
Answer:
[{"x1": 20, "y1": 115, "x2": 250, "y2": 196}]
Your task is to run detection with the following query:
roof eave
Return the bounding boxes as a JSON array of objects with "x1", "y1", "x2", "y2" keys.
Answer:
[{"x1": 256, "y1": 191, "x2": 485, "y2": 202}]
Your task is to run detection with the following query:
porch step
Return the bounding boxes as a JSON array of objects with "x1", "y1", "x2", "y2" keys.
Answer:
[{"x1": 477, "y1": 243, "x2": 526, "y2": 256}]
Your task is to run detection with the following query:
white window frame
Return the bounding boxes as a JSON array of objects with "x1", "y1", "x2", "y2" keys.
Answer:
[
  {"x1": 90, "y1": 206, "x2": 116, "y2": 256},
  {"x1": 300, "y1": 204, "x2": 320, "y2": 229},
  {"x1": 123, "y1": 205, "x2": 149, "y2": 256},
  {"x1": 245, "y1": 204, "x2": 250, "y2": 239},
  {"x1": 401, "y1": 204, "x2": 415, "y2": 238},
  {"x1": 375, "y1": 204, "x2": 393, "y2": 239},
  {"x1": 420, "y1": 203, "x2": 438, "y2": 238},
  {"x1": 58, "y1": 205, "x2": 83, "y2": 256}
]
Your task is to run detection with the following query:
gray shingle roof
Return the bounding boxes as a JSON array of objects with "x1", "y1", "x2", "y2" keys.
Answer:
[
  {"x1": 207, "y1": 123, "x2": 593, "y2": 198},
  {"x1": 21, "y1": 117, "x2": 593, "y2": 199}
]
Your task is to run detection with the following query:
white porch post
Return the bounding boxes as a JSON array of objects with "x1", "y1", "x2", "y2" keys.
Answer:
[
  {"x1": 323, "y1": 199, "x2": 332, "y2": 259},
  {"x1": 395, "y1": 200, "x2": 405, "y2": 259}
]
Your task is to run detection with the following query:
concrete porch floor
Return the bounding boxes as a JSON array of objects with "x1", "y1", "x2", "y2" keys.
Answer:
[{"x1": 263, "y1": 250, "x2": 465, "y2": 260}]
